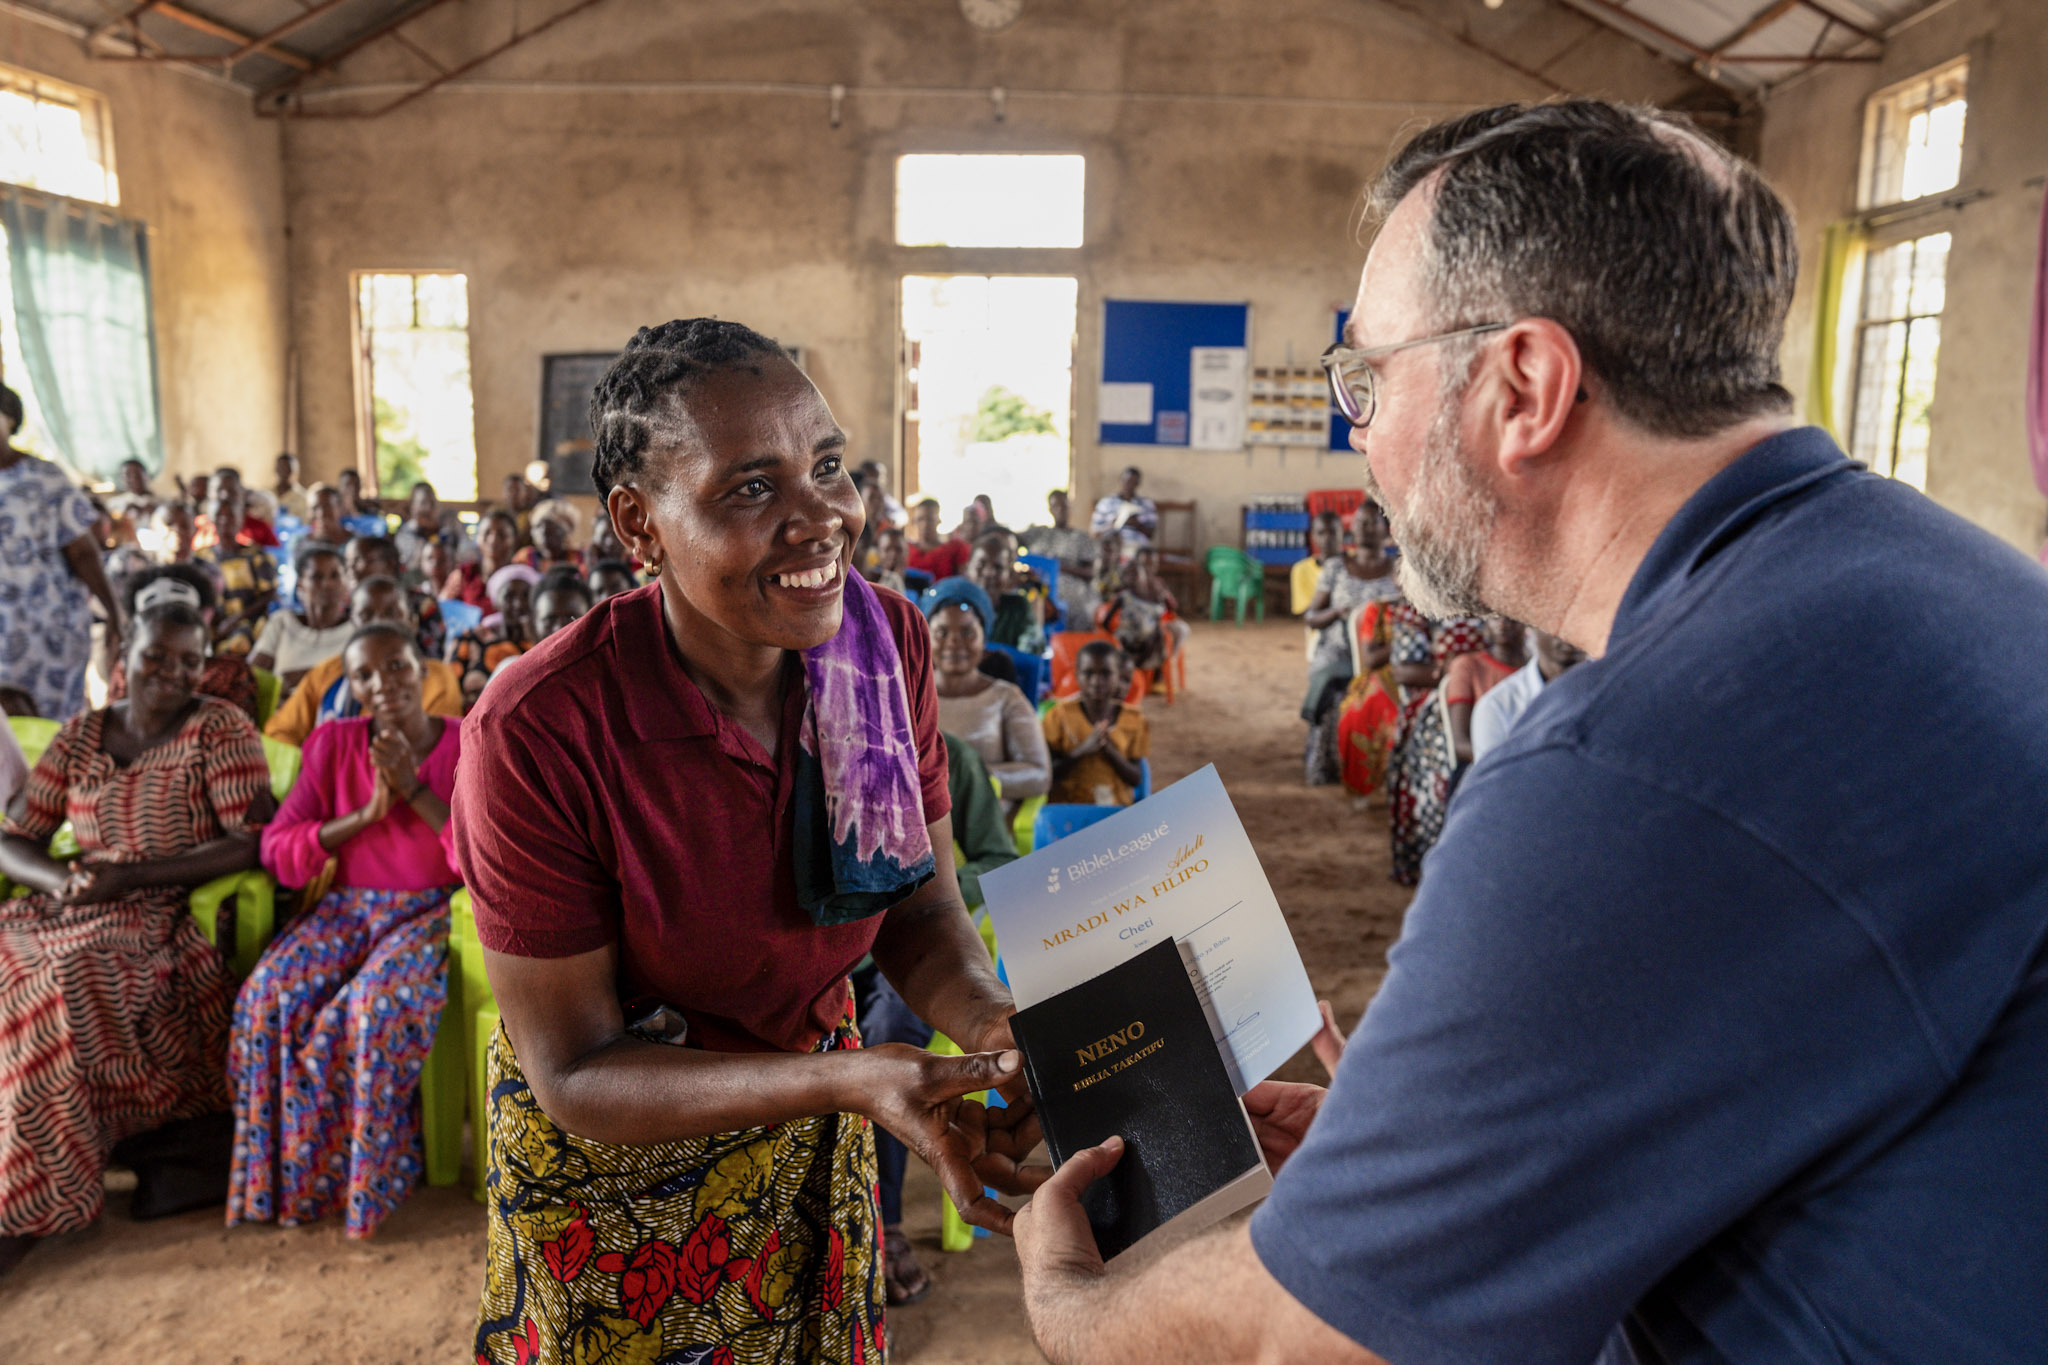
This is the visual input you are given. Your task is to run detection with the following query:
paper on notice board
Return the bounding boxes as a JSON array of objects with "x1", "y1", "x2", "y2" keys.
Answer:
[
  {"x1": 1190, "y1": 347, "x2": 1248, "y2": 450},
  {"x1": 1098, "y1": 382, "x2": 1154, "y2": 425}
]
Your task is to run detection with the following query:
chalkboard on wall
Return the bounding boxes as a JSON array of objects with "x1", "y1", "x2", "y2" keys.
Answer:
[{"x1": 537, "y1": 352, "x2": 616, "y2": 495}]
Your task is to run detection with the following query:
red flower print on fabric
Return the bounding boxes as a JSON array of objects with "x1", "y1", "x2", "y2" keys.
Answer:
[
  {"x1": 593, "y1": 1238, "x2": 680, "y2": 1329},
  {"x1": 541, "y1": 1204, "x2": 594, "y2": 1283}
]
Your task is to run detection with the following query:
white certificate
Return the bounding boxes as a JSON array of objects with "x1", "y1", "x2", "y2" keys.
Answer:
[{"x1": 981, "y1": 765, "x2": 1320, "y2": 1092}]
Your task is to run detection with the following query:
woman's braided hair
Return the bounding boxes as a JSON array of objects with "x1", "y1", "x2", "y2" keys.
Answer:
[{"x1": 588, "y1": 319, "x2": 792, "y2": 499}]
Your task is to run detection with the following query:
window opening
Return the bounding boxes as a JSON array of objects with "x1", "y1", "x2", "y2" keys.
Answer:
[
  {"x1": 896, "y1": 154, "x2": 1085, "y2": 248},
  {"x1": 354, "y1": 272, "x2": 477, "y2": 501},
  {"x1": 1848, "y1": 232, "x2": 1948, "y2": 490},
  {"x1": 1861, "y1": 60, "x2": 1967, "y2": 209}
]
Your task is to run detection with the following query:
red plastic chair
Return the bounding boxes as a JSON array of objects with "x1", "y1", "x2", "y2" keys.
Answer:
[{"x1": 1048, "y1": 631, "x2": 1152, "y2": 704}]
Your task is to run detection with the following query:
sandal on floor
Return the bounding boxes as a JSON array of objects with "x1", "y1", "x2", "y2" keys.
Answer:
[{"x1": 883, "y1": 1224, "x2": 932, "y2": 1306}]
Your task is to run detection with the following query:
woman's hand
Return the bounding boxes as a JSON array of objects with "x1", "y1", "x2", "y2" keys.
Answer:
[
  {"x1": 369, "y1": 728, "x2": 421, "y2": 799},
  {"x1": 855, "y1": 1043, "x2": 1050, "y2": 1233},
  {"x1": 55, "y1": 858, "x2": 134, "y2": 906},
  {"x1": 358, "y1": 773, "x2": 397, "y2": 826}
]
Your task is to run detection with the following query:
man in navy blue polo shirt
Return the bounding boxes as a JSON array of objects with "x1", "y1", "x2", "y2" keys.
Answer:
[{"x1": 1013, "y1": 100, "x2": 2048, "y2": 1364}]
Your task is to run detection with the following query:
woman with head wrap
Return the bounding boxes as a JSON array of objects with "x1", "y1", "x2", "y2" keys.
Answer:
[
  {"x1": 447, "y1": 564, "x2": 539, "y2": 710},
  {"x1": 516, "y1": 499, "x2": 586, "y2": 576},
  {"x1": 105, "y1": 565, "x2": 261, "y2": 722},
  {"x1": 921, "y1": 578, "x2": 1050, "y2": 816}
]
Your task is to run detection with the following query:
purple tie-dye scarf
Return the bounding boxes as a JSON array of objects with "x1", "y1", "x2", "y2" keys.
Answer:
[{"x1": 790, "y1": 571, "x2": 938, "y2": 925}]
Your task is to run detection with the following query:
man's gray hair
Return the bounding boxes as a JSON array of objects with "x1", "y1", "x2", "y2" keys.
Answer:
[{"x1": 1369, "y1": 100, "x2": 1798, "y2": 438}]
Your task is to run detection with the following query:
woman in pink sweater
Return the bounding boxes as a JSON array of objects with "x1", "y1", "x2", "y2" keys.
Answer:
[{"x1": 225, "y1": 621, "x2": 463, "y2": 1239}]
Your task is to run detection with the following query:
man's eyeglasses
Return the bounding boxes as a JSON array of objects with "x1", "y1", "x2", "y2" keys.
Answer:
[{"x1": 1321, "y1": 323, "x2": 1509, "y2": 429}]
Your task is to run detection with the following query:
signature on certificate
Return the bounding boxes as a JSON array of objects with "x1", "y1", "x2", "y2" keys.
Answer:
[{"x1": 1168, "y1": 834, "x2": 1205, "y2": 871}]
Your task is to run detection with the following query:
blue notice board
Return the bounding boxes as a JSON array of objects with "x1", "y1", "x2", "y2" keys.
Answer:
[{"x1": 1099, "y1": 299, "x2": 1249, "y2": 446}]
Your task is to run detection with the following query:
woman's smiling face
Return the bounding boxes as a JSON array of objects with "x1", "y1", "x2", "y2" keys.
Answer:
[{"x1": 614, "y1": 359, "x2": 865, "y2": 652}]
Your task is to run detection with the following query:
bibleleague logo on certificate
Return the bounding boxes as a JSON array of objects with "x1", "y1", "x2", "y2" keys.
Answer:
[{"x1": 981, "y1": 764, "x2": 1319, "y2": 1092}]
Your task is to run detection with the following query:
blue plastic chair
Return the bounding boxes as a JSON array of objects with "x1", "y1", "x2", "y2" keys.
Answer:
[
  {"x1": 1032, "y1": 802, "x2": 1123, "y2": 849},
  {"x1": 438, "y1": 598, "x2": 483, "y2": 638},
  {"x1": 1135, "y1": 758, "x2": 1152, "y2": 800},
  {"x1": 1020, "y1": 554, "x2": 1065, "y2": 634},
  {"x1": 902, "y1": 568, "x2": 934, "y2": 597},
  {"x1": 985, "y1": 642, "x2": 1046, "y2": 703}
]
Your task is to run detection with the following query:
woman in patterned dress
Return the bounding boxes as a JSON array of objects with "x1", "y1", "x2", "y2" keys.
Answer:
[
  {"x1": 0, "y1": 602, "x2": 272, "y2": 1275},
  {"x1": 227, "y1": 622, "x2": 462, "y2": 1240},
  {"x1": 0, "y1": 385, "x2": 123, "y2": 719},
  {"x1": 1385, "y1": 609, "x2": 1487, "y2": 885}
]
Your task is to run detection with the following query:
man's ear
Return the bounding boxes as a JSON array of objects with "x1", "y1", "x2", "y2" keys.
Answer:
[{"x1": 1490, "y1": 317, "x2": 1583, "y2": 480}]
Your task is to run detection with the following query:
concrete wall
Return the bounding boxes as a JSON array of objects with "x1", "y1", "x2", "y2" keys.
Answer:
[
  {"x1": 277, "y1": 0, "x2": 1714, "y2": 549},
  {"x1": 1762, "y1": 0, "x2": 2048, "y2": 553},
  {"x1": 0, "y1": 12, "x2": 289, "y2": 486}
]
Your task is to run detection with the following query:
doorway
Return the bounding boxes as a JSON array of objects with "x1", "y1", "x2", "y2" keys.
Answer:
[{"x1": 899, "y1": 274, "x2": 1077, "y2": 532}]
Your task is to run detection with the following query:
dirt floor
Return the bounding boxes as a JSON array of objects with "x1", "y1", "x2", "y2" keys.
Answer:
[{"x1": 0, "y1": 617, "x2": 1413, "y2": 1364}]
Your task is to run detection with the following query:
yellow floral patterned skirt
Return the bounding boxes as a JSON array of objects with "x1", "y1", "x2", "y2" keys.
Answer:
[{"x1": 473, "y1": 1016, "x2": 885, "y2": 1365}]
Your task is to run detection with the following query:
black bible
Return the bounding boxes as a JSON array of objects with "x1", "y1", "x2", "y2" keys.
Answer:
[{"x1": 1009, "y1": 938, "x2": 1272, "y2": 1260}]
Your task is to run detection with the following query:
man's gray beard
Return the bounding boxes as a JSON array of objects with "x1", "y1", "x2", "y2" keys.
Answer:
[{"x1": 1361, "y1": 392, "x2": 1499, "y2": 620}]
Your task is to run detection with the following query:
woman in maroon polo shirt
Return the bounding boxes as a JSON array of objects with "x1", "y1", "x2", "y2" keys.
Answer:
[{"x1": 453, "y1": 319, "x2": 1041, "y2": 1365}]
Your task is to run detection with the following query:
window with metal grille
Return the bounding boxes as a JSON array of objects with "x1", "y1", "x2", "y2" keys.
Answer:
[
  {"x1": 1860, "y1": 60, "x2": 1967, "y2": 210},
  {"x1": 1848, "y1": 232, "x2": 1948, "y2": 490}
]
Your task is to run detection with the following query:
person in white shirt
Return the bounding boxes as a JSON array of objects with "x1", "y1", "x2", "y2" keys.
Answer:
[
  {"x1": 249, "y1": 543, "x2": 354, "y2": 690},
  {"x1": 1470, "y1": 629, "x2": 1587, "y2": 761},
  {"x1": 1090, "y1": 465, "x2": 1158, "y2": 546}
]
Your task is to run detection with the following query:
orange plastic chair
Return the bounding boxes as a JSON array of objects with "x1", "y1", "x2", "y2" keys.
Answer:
[{"x1": 1048, "y1": 631, "x2": 1151, "y2": 704}]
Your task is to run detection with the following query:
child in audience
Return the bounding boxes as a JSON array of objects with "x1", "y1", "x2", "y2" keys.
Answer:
[
  {"x1": 228, "y1": 622, "x2": 462, "y2": 1241},
  {"x1": 1043, "y1": 640, "x2": 1150, "y2": 806},
  {"x1": 1098, "y1": 544, "x2": 1187, "y2": 676},
  {"x1": 870, "y1": 526, "x2": 909, "y2": 596},
  {"x1": 587, "y1": 558, "x2": 639, "y2": 603}
]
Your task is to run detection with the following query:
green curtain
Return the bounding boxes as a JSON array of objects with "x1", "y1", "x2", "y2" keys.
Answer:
[
  {"x1": 1806, "y1": 220, "x2": 1862, "y2": 443},
  {"x1": 0, "y1": 187, "x2": 163, "y2": 479}
]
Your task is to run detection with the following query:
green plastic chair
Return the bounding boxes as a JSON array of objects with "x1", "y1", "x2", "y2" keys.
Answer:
[
  {"x1": 425, "y1": 888, "x2": 498, "y2": 1200},
  {"x1": 252, "y1": 669, "x2": 283, "y2": 727},
  {"x1": 1205, "y1": 546, "x2": 1265, "y2": 625},
  {"x1": 7, "y1": 715, "x2": 58, "y2": 767}
]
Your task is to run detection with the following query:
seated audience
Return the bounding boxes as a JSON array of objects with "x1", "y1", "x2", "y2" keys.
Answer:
[
  {"x1": 588, "y1": 508, "x2": 632, "y2": 568},
  {"x1": 196, "y1": 480, "x2": 278, "y2": 659},
  {"x1": 869, "y1": 526, "x2": 909, "y2": 595},
  {"x1": 955, "y1": 493, "x2": 997, "y2": 544},
  {"x1": 1098, "y1": 544, "x2": 1187, "y2": 675},
  {"x1": 299, "y1": 483, "x2": 349, "y2": 555},
  {"x1": 449, "y1": 565, "x2": 539, "y2": 709},
  {"x1": 334, "y1": 469, "x2": 385, "y2": 539},
  {"x1": 1444, "y1": 617, "x2": 1532, "y2": 766},
  {"x1": 499, "y1": 471, "x2": 539, "y2": 539},
  {"x1": 194, "y1": 467, "x2": 279, "y2": 552},
  {"x1": 250, "y1": 544, "x2": 353, "y2": 691},
  {"x1": 228, "y1": 622, "x2": 462, "y2": 1241},
  {"x1": 1292, "y1": 511, "x2": 1345, "y2": 615},
  {"x1": 517, "y1": 501, "x2": 585, "y2": 575},
  {"x1": 1092, "y1": 529, "x2": 1126, "y2": 602},
  {"x1": 108, "y1": 567, "x2": 261, "y2": 722},
  {"x1": 0, "y1": 603, "x2": 271, "y2": 1272},
  {"x1": 1301, "y1": 504, "x2": 1402, "y2": 785},
  {"x1": 968, "y1": 528, "x2": 1046, "y2": 653},
  {"x1": 106, "y1": 457, "x2": 160, "y2": 531},
  {"x1": 271, "y1": 453, "x2": 308, "y2": 524},
  {"x1": 442, "y1": 508, "x2": 520, "y2": 609},
  {"x1": 925, "y1": 581, "x2": 1051, "y2": 815},
  {"x1": 530, "y1": 567, "x2": 593, "y2": 644},
  {"x1": 1091, "y1": 464, "x2": 1158, "y2": 546},
  {"x1": 857, "y1": 458, "x2": 908, "y2": 527},
  {"x1": 852, "y1": 732, "x2": 1017, "y2": 1307},
  {"x1": 1022, "y1": 488, "x2": 1101, "y2": 628},
  {"x1": 392, "y1": 481, "x2": 471, "y2": 570},
  {"x1": 586, "y1": 558, "x2": 640, "y2": 604},
  {"x1": 265, "y1": 578, "x2": 462, "y2": 747},
  {"x1": 147, "y1": 499, "x2": 198, "y2": 564},
  {"x1": 416, "y1": 536, "x2": 459, "y2": 602},
  {"x1": 1043, "y1": 639, "x2": 1150, "y2": 807},
  {"x1": 1471, "y1": 629, "x2": 1587, "y2": 762},
  {"x1": 344, "y1": 535, "x2": 445, "y2": 662},
  {"x1": 1386, "y1": 608, "x2": 1487, "y2": 886},
  {"x1": 905, "y1": 496, "x2": 970, "y2": 580}
]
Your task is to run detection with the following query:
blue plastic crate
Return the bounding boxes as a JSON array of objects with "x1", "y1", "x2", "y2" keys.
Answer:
[{"x1": 1247, "y1": 545, "x2": 1301, "y2": 566}]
